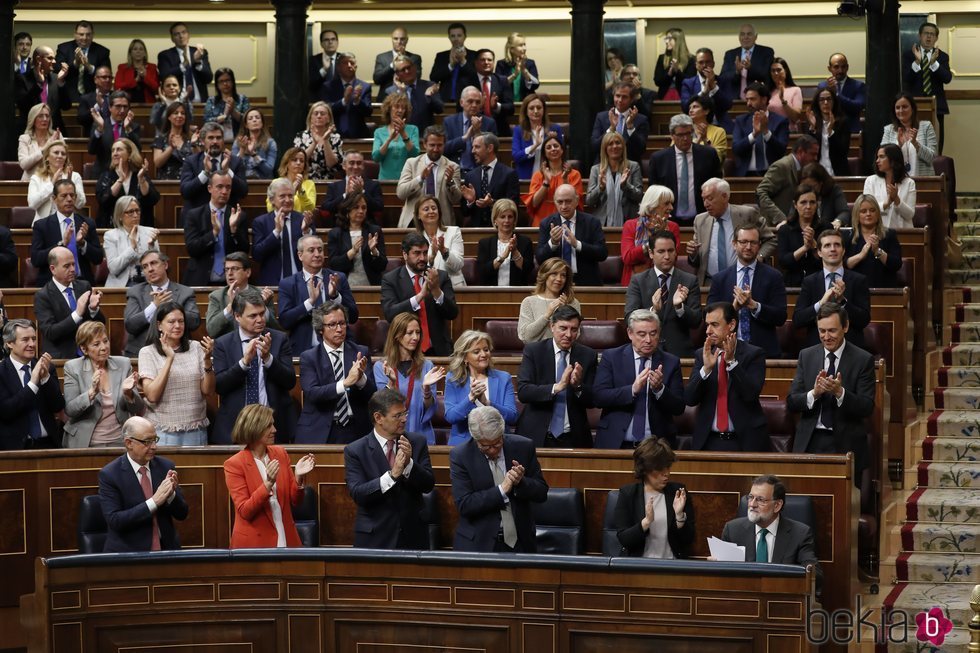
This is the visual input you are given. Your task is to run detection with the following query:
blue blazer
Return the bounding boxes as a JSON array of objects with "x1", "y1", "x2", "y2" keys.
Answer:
[
  {"x1": 212, "y1": 328, "x2": 297, "y2": 444},
  {"x1": 251, "y1": 211, "x2": 315, "y2": 286},
  {"x1": 460, "y1": 162, "x2": 520, "y2": 227},
  {"x1": 511, "y1": 123, "x2": 564, "y2": 180},
  {"x1": 731, "y1": 111, "x2": 789, "y2": 176},
  {"x1": 592, "y1": 344, "x2": 685, "y2": 449},
  {"x1": 373, "y1": 359, "x2": 436, "y2": 443},
  {"x1": 706, "y1": 262, "x2": 787, "y2": 358},
  {"x1": 344, "y1": 430, "x2": 435, "y2": 549},
  {"x1": 443, "y1": 368, "x2": 518, "y2": 446},
  {"x1": 0, "y1": 357, "x2": 64, "y2": 450},
  {"x1": 590, "y1": 111, "x2": 649, "y2": 163},
  {"x1": 680, "y1": 77, "x2": 734, "y2": 131},
  {"x1": 296, "y1": 342, "x2": 376, "y2": 444},
  {"x1": 277, "y1": 269, "x2": 359, "y2": 355},
  {"x1": 98, "y1": 454, "x2": 188, "y2": 552},
  {"x1": 443, "y1": 112, "x2": 497, "y2": 172},
  {"x1": 30, "y1": 213, "x2": 105, "y2": 287},
  {"x1": 322, "y1": 77, "x2": 373, "y2": 138}
]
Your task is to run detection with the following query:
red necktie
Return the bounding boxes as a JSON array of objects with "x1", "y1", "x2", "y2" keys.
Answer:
[
  {"x1": 482, "y1": 77, "x2": 491, "y2": 116},
  {"x1": 716, "y1": 351, "x2": 729, "y2": 431},
  {"x1": 412, "y1": 274, "x2": 432, "y2": 353},
  {"x1": 138, "y1": 466, "x2": 162, "y2": 551},
  {"x1": 113, "y1": 122, "x2": 122, "y2": 140},
  {"x1": 386, "y1": 439, "x2": 395, "y2": 468}
]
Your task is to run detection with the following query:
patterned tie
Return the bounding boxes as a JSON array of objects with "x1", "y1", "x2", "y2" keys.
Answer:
[
  {"x1": 480, "y1": 165, "x2": 490, "y2": 198},
  {"x1": 489, "y1": 457, "x2": 518, "y2": 548},
  {"x1": 64, "y1": 286, "x2": 77, "y2": 311},
  {"x1": 138, "y1": 466, "x2": 162, "y2": 551},
  {"x1": 659, "y1": 273, "x2": 669, "y2": 308},
  {"x1": 631, "y1": 357, "x2": 650, "y2": 441},
  {"x1": 244, "y1": 340, "x2": 260, "y2": 405},
  {"x1": 827, "y1": 271, "x2": 839, "y2": 291},
  {"x1": 738, "y1": 266, "x2": 752, "y2": 342},
  {"x1": 716, "y1": 351, "x2": 729, "y2": 431},
  {"x1": 921, "y1": 53, "x2": 932, "y2": 95},
  {"x1": 211, "y1": 209, "x2": 225, "y2": 279},
  {"x1": 77, "y1": 57, "x2": 86, "y2": 96},
  {"x1": 412, "y1": 274, "x2": 432, "y2": 352},
  {"x1": 821, "y1": 351, "x2": 837, "y2": 428},
  {"x1": 331, "y1": 350, "x2": 352, "y2": 425},
  {"x1": 64, "y1": 218, "x2": 80, "y2": 275},
  {"x1": 549, "y1": 350, "x2": 568, "y2": 437},
  {"x1": 756, "y1": 527, "x2": 769, "y2": 563},
  {"x1": 677, "y1": 152, "x2": 691, "y2": 215},
  {"x1": 20, "y1": 364, "x2": 43, "y2": 440},
  {"x1": 385, "y1": 439, "x2": 395, "y2": 468}
]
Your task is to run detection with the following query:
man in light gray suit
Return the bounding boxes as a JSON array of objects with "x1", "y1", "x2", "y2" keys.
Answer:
[
  {"x1": 395, "y1": 125, "x2": 462, "y2": 228},
  {"x1": 625, "y1": 230, "x2": 702, "y2": 357},
  {"x1": 205, "y1": 252, "x2": 280, "y2": 338},
  {"x1": 123, "y1": 251, "x2": 200, "y2": 356}
]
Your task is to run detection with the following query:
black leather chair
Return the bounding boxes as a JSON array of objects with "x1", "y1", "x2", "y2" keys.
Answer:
[
  {"x1": 291, "y1": 486, "x2": 319, "y2": 548},
  {"x1": 736, "y1": 494, "x2": 816, "y2": 534},
  {"x1": 420, "y1": 490, "x2": 441, "y2": 550},
  {"x1": 77, "y1": 494, "x2": 107, "y2": 554},
  {"x1": 533, "y1": 487, "x2": 585, "y2": 554},
  {"x1": 601, "y1": 489, "x2": 622, "y2": 557}
]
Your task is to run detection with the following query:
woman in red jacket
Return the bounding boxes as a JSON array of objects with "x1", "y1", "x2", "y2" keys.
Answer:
[
  {"x1": 115, "y1": 39, "x2": 159, "y2": 103},
  {"x1": 224, "y1": 405, "x2": 316, "y2": 549},
  {"x1": 620, "y1": 185, "x2": 680, "y2": 286}
]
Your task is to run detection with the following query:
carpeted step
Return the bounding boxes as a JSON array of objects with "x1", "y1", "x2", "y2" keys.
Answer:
[
  {"x1": 950, "y1": 322, "x2": 980, "y2": 343},
  {"x1": 925, "y1": 409, "x2": 980, "y2": 436},
  {"x1": 917, "y1": 461, "x2": 980, "y2": 488},
  {"x1": 894, "y1": 551, "x2": 980, "y2": 583},
  {"x1": 931, "y1": 389, "x2": 980, "y2": 411},
  {"x1": 901, "y1": 520, "x2": 980, "y2": 553},
  {"x1": 905, "y1": 488, "x2": 980, "y2": 524},
  {"x1": 957, "y1": 235, "x2": 980, "y2": 252},
  {"x1": 942, "y1": 345, "x2": 980, "y2": 366},
  {"x1": 954, "y1": 222, "x2": 980, "y2": 237},
  {"x1": 884, "y1": 629, "x2": 969, "y2": 653},
  {"x1": 953, "y1": 304, "x2": 980, "y2": 323},
  {"x1": 936, "y1": 366, "x2": 980, "y2": 388},
  {"x1": 883, "y1": 583, "x2": 970, "y2": 651},
  {"x1": 920, "y1": 437, "x2": 980, "y2": 462},
  {"x1": 956, "y1": 253, "x2": 980, "y2": 270},
  {"x1": 947, "y1": 269, "x2": 980, "y2": 285}
]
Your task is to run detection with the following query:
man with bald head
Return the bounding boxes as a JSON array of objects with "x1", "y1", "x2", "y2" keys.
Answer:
[
  {"x1": 373, "y1": 26, "x2": 423, "y2": 101},
  {"x1": 816, "y1": 53, "x2": 865, "y2": 133},
  {"x1": 535, "y1": 184, "x2": 607, "y2": 286},
  {"x1": 720, "y1": 24, "x2": 774, "y2": 100},
  {"x1": 15, "y1": 45, "x2": 69, "y2": 132},
  {"x1": 34, "y1": 246, "x2": 106, "y2": 359}
]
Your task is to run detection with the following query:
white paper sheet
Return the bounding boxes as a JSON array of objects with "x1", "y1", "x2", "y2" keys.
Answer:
[{"x1": 707, "y1": 536, "x2": 746, "y2": 562}]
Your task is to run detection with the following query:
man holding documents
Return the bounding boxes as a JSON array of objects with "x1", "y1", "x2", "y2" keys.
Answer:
[{"x1": 718, "y1": 475, "x2": 823, "y2": 592}]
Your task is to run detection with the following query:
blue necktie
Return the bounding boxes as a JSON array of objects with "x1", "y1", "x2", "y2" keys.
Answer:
[
  {"x1": 677, "y1": 152, "x2": 690, "y2": 215},
  {"x1": 754, "y1": 136, "x2": 767, "y2": 173},
  {"x1": 244, "y1": 339, "x2": 260, "y2": 405},
  {"x1": 827, "y1": 271, "x2": 839, "y2": 291},
  {"x1": 21, "y1": 364, "x2": 43, "y2": 440},
  {"x1": 212, "y1": 209, "x2": 225, "y2": 279},
  {"x1": 64, "y1": 286, "x2": 77, "y2": 311},
  {"x1": 738, "y1": 266, "x2": 752, "y2": 342},
  {"x1": 561, "y1": 219, "x2": 573, "y2": 265},
  {"x1": 451, "y1": 65, "x2": 460, "y2": 100},
  {"x1": 630, "y1": 357, "x2": 650, "y2": 441},
  {"x1": 64, "y1": 217, "x2": 80, "y2": 275},
  {"x1": 549, "y1": 350, "x2": 568, "y2": 436},
  {"x1": 712, "y1": 217, "x2": 727, "y2": 276}
]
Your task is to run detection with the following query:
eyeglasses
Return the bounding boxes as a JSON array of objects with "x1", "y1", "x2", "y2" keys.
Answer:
[
  {"x1": 224, "y1": 266, "x2": 245, "y2": 273},
  {"x1": 323, "y1": 321, "x2": 347, "y2": 330},
  {"x1": 129, "y1": 436, "x2": 160, "y2": 446},
  {"x1": 395, "y1": 67, "x2": 411, "y2": 73},
  {"x1": 735, "y1": 239, "x2": 760, "y2": 246},
  {"x1": 123, "y1": 207, "x2": 141, "y2": 215},
  {"x1": 112, "y1": 104, "x2": 130, "y2": 110},
  {"x1": 673, "y1": 130, "x2": 694, "y2": 139},
  {"x1": 746, "y1": 495, "x2": 772, "y2": 505},
  {"x1": 385, "y1": 410, "x2": 409, "y2": 420},
  {"x1": 818, "y1": 96, "x2": 834, "y2": 102}
]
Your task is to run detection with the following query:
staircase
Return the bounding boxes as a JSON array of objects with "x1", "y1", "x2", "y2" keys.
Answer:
[{"x1": 878, "y1": 196, "x2": 980, "y2": 652}]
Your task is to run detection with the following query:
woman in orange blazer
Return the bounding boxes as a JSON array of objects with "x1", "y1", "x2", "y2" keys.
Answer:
[{"x1": 224, "y1": 404, "x2": 316, "y2": 548}]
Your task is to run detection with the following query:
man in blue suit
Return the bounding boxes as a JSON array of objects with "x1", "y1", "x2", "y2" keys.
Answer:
[
  {"x1": 179, "y1": 123, "x2": 248, "y2": 211},
  {"x1": 319, "y1": 151, "x2": 384, "y2": 224},
  {"x1": 816, "y1": 53, "x2": 865, "y2": 134},
  {"x1": 381, "y1": 55, "x2": 443, "y2": 130},
  {"x1": 99, "y1": 416, "x2": 189, "y2": 552},
  {"x1": 460, "y1": 132, "x2": 520, "y2": 227},
  {"x1": 278, "y1": 235, "x2": 358, "y2": 355},
  {"x1": 681, "y1": 48, "x2": 733, "y2": 130},
  {"x1": 450, "y1": 406, "x2": 548, "y2": 553},
  {"x1": 591, "y1": 82, "x2": 650, "y2": 163},
  {"x1": 252, "y1": 178, "x2": 316, "y2": 287},
  {"x1": 593, "y1": 309, "x2": 685, "y2": 449},
  {"x1": 212, "y1": 289, "x2": 296, "y2": 444},
  {"x1": 719, "y1": 24, "x2": 774, "y2": 100},
  {"x1": 535, "y1": 184, "x2": 608, "y2": 286},
  {"x1": 157, "y1": 22, "x2": 213, "y2": 102},
  {"x1": 731, "y1": 82, "x2": 789, "y2": 177},
  {"x1": 344, "y1": 387, "x2": 434, "y2": 548},
  {"x1": 321, "y1": 52, "x2": 373, "y2": 138},
  {"x1": 296, "y1": 304, "x2": 375, "y2": 445},
  {"x1": 444, "y1": 85, "x2": 496, "y2": 173},
  {"x1": 707, "y1": 224, "x2": 787, "y2": 359}
]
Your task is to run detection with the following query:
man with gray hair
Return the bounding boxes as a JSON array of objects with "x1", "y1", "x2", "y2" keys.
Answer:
[
  {"x1": 0, "y1": 319, "x2": 65, "y2": 450},
  {"x1": 178, "y1": 120, "x2": 248, "y2": 210},
  {"x1": 444, "y1": 85, "x2": 497, "y2": 172},
  {"x1": 460, "y1": 131, "x2": 520, "y2": 227},
  {"x1": 648, "y1": 113, "x2": 722, "y2": 224},
  {"x1": 593, "y1": 308, "x2": 685, "y2": 449},
  {"x1": 321, "y1": 51, "x2": 372, "y2": 138},
  {"x1": 450, "y1": 405, "x2": 548, "y2": 552},
  {"x1": 252, "y1": 177, "x2": 316, "y2": 286},
  {"x1": 123, "y1": 250, "x2": 200, "y2": 356},
  {"x1": 320, "y1": 150, "x2": 384, "y2": 223}
]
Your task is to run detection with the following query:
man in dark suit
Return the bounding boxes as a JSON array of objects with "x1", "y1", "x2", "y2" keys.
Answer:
[
  {"x1": 625, "y1": 231, "x2": 702, "y2": 357},
  {"x1": 444, "y1": 86, "x2": 497, "y2": 173},
  {"x1": 903, "y1": 22, "x2": 953, "y2": 152},
  {"x1": 719, "y1": 24, "x2": 775, "y2": 100},
  {"x1": 817, "y1": 53, "x2": 866, "y2": 134},
  {"x1": 732, "y1": 82, "x2": 789, "y2": 177},
  {"x1": 472, "y1": 49, "x2": 514, "y2": 137},
  {"x1": 788, "y1": 303, "x2": 876, "y2": 479},
  {"x1": 0, "y1": 225, "x2": 16, "y2": 288},
  {"x1": 610, "y1": 64, "x2": 657, "y2": 123},
  {"x1": 87, "y1": 90, "x2": 141, "y2": 178},
  {"x1": 381, "y1": 233, "x2": 459, "y2": 357},
  {"x1": 321, "y1": 52, "x2": 373, "y2": 138},
  {"x1": 55, "y1": 20, "x2": 111, "y2": 103},
  {"x1": 34, "y1": 247, "x2": 106, "y2": 359},
  {"x1": 382, "y1": 56, "x2": 443, "y2": 130},
  {"x1": 707, "y1": 224, "x2": 787, "y2": 359},
  {"x1": 295, "y1": 304, "x2": 374, "y2": 445},
  {"x1": 756, "y1": 135, "x2": 820, "y2": 227},
  {"x1": 0, "y1": 319, "x2": 65, "y2": 450},
  {"x1": 450, "y1": 406, "x2": 549, "y2": 553},
  {"x1": 157, "y1": 22, "x2": 213, "y2": 102},
  {"x1": 319, "y1": 151, "x2": 384, "y2": 224},
  {"x1": 460, "y1": 132, "x2": 520, "y2": 227},
  {"x1": 205, "y1": 252, "x2": 281, "y2": 338},
  {"x1": 344, "y1": 387, "x2": 435, "y2": 549},
  {"x1": 76, "y1": 65, "x2": 113, "y2": 136},
  {"x1": 179, "y1": 122, "x2": 248, "y2": 211},
  {"x1": 252, "y1": 178, "x2": 317, "y2": 286},
  {"x1": 517, "y1": 306, "x2": 598, "y2": 449},
  {"x1": 99, "y1": 416, "x2": 189, "y2": 552},
  {"x1": 792, "y1": 229, "x2": 870, "y2": 350},
  {"x1": 429, "y1": 22, "x2": 478, "y2": 104},
  {"x1": 15, "y1": 46, "x2": 69, "y2": 133},
  {"x1": 594, "y1": 309, "x2": 685, "y2": 449},
  {"x1": 720, "y1": 475, "x2": 823, "y2": 593},
  {"x1": 30, "y1": 179, "x2": 105, "y2": 287},
  {"x1": 308, "y1": 28, "x2": 340, "y2": 97},
  {"x1": 182, "y1": 171, "x2": 250, "y2": 286},
  {"x1": 648, "y1": 114, "x2": 723, "y2": 224},
  {"x1": 373, "y1": 26, "x2": 423, "y2": 101},
  {"x1": 591, "y1": 82, "x2": 650, "y2": 163},
  {"x1": 685, "y1": 301, "x2": 768, "y2": 452},
  {"x1": 680, "y1": 48, "x2": 733, "y2": 130},
  {"x1": 123, "y1": 252, "x2": 201, "y2": 357},
  {"x1": 213, "y1": 289, "x2": 296, "y2": 444},
  {"x1": 278, "y1": 235, "x2": 358, "y2": 355},
  {"x1": 535, "y1": 184, "x2": 608, "y2": 286}
]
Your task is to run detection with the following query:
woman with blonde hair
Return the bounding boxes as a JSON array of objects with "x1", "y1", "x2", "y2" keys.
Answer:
[
  {"x1": 293, "y1": 101, "x2": 344, "y2": 180},
  {"x1": 268, "y1": 147, "x2": 317, "y2": 214},
  {"x1": 18, "y1": 103, "x2": 61, "y2": 180},
  {"x1": 372, "y1": 92, "x2": 419, "y2": 180},
  {"x1": 103, "y1": 195, "x2": 160, "y2": 287},
  {"x1": 114, "y1": 38, "x2": 159, "y2": 103},
  {"x1": 496, "y1": 32, "x2": 540, "y2": 101},
  {"x1": 517, "y1": 258, "x2": 581, "y2": 343},
  {"x1": 621, "y1": 185, "x2": 681, "y2": 285},
  {"x1": 27, "y1": 139, "x2": 85, "y2": 223},
  {"x1": 845, "y1": 193, "x2": 903, "y2": 288},
  {"x1": 95, "y1": 137, "x2": 159, "y2": 227},
  {"x1": 585, "y1": 131, "x2": 643, "y2": 227},
  {"x1": 232, "y1": 108, "x2": 278, "y2": 179},
  {"x1": 443, "y1": 330, "x2": 517, "y2": 445},
  {"x1": 476, "y1": 198, "x2": 535, "y2": 286},
  {"x1": 653, "y1": 28, "x2": 694, "y2": 100}
]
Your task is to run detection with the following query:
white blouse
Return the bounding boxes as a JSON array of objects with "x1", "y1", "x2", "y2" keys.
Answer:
[{"x1": 28, "y1": 172, "x2": 87, "y2": 223}]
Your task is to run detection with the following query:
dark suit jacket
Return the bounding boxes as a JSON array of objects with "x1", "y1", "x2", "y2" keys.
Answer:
[
  {"x1": 535, "y1": 211, "x2": 608, "y2": 287},
  {"x1": 719, "y1": 44, "x2": 775, "y2": 97},
  {"x1": 707, "y1": 262, "x2": 787, "y2": 358},
  {"x1": 443, "y1": 111, "x2": 498, "y2": 171},
  {"x1": 123, "y1": 281, "x2": 201, "y2": 356},
  {"x1": 55, "y1": 40, "x2": 111, "y2": 102},
  {"x1": 251, "y1": 211, "x2": 316, "y2": 286},
  {"x1": 95, "y1": 169, "x2": 160, "y2": 228},
  {"x1": 680, "y1": 76, "x2": 734, "y2": 129},
  {"x1": 15, "y1": 71, "x2": 68, "y2": 132},
  {"x1": 461, "y1": 162, "x2": 520, "y2": 227},
  {"x1": 721, "y1": 514, "x2": 823, "y2": 592},
  {"x1": 430, "y1": 48, "x2": 478, "y2": 103},
  {"x1": 614, "y1": 481, "x2": 695, "y2": 558},
  {"x1": 178, "y1": 152, "x2": 248, "y2": 210},
  {"x1": 296, "y1": 342, "x2": 375, "y2": 444},
  {"x1": 0, "y1": 357, "x2": 65, "y2": 450},
  {"x1": 31, "y1": 213, "x2": 105, "y2": 286},
  {"x1": 182, "y1": 203, "x2": 250, "y2": 286},
  {"x1": 732, "y1": 111, "x2": 789, "y2": 176},
  {"x1": 344, "y1": 431, "x2": 435, "y2": 549},
  {"x1": 792, "y1": 269, "x2": 870, "y2": 350},
  {"x1": 381, "y1": 79, "x2": 444, "y2": 131},
  {"x1": 806, "y1": 121, "x2": 851, "y2": 176},
  {"x1": 320, "y1": 178, "x2": 384, "y2": 224},
  {"x1": 373, "y1": 51, "x2": 423, "y2": 100},
  {"x1": 34, "y1": 279, "x2": 106, "y2": 359},
  {"x1": 277, "y1": 269, "x2": 359, "y2": 354},
  {"x1": 625, "y1": 267, "x2": 702, "y2": 358},
  {"x1": 99, "y1": 454, "x2": 188, "y2": 552},
  {"x1": 476, "y1": 234, "x2": 535, "y2": 286},
  {"x1": 76, "y1": 89, "x2": 110, "y2": 137},
  {"x1": 0, "y1": 225, "x2": 17, "y2": 288},
  {"x1": 648, "y1": 145, "x2": 723, "y2": 216},
  {"x1": 684, "y1": 339, "x2": 768, "y2": 451},
  {"x1": 517, "y1": 339, "x2": 598, "y2": 448},
  {"x1": 309, "y1": 52, "x2": 336, "y2": 93},
  {"x1": 213, "y1": 328, "x2": 296, "y2": 444},
  {"x1": 322, "y1": 77, "x2": 373, "y2": 138},
  {"x1": 380, "y1": 266, "x2": 459, "y2": 356},
  {"x1": 327, "y1": 224, "x2": 388, "y2": 286},
  {"x1": 902, "y1": 49, "x2": 952, "y2": 114},
  {"x1": 157, "y1": 47, "x2": 213, "y2": 100},
  {"x1": 593, "y1": 344, "x2": 685, "y2": 448},
  {"x1": 474, "y1": 71, "x2": 514, "y2": 137},
  {"x1": 450, "y1": 434, "x2": 549, "y2": 552},
  {"x1": 590, "y1": 110, "x2": 650, "y2": 163},
  {"x1": 88, "y1": 121, "x2": 142, "y2": 177}
]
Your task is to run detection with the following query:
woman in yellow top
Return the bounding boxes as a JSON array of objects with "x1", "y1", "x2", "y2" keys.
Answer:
[
  {"x1": 266, "y1": 146, "x2": 317, "y2": 215},
  {"x1": 688, "y1": 94, "x2": 727, "y2": 164}
]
